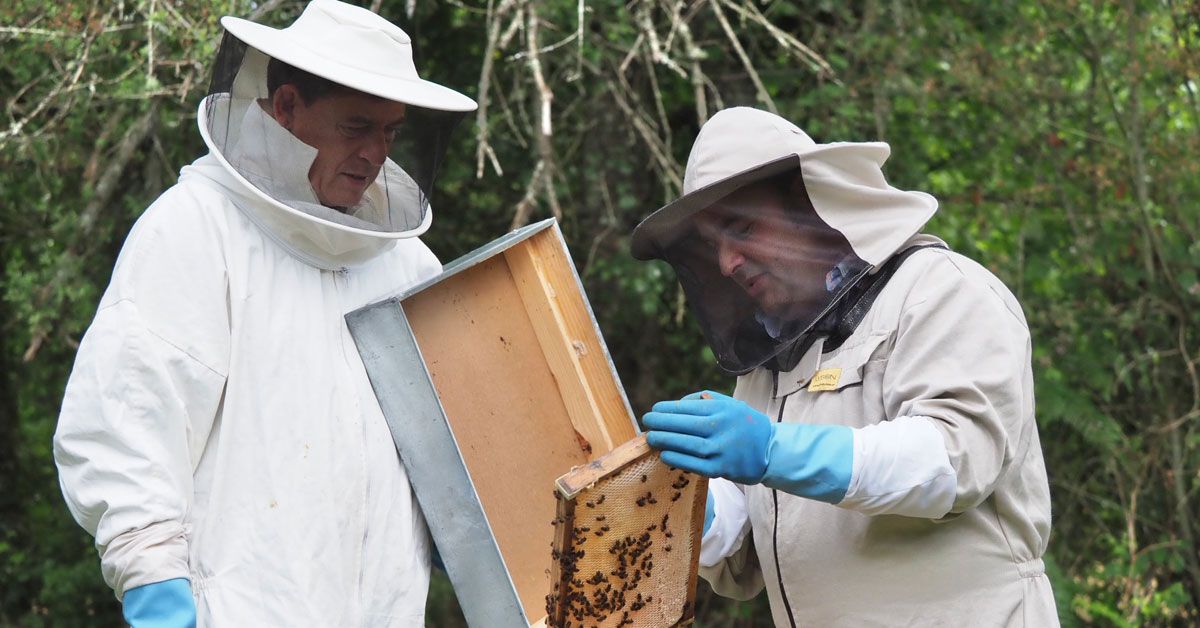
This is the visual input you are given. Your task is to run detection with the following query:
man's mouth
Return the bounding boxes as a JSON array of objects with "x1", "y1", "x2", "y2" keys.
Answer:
[
  {"x1": 342, "y1": 173, "x2": 371, "y2": 185},
  {"x1": 738, "y1": 272, "x2": 768, "y2": 298},
  {"x1": 747, "y1": 276, "x2": 765, "y2": 296}
]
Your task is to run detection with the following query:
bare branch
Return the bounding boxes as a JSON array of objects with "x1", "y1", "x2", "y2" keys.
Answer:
[
  {"x1": 619, "y1": 33, "x2": 645, "y2": 75},
  {"x1": 510, "y1": 160, "x2": 545, "y2": 230},
  {"x1": 641, "y1": 44, "x2": 673, "y2": 153},
  {"x1": 524, "y1": 1, "x2": 562, "y2": 220},
  {"x1": 606, "y1": 66, "x2": 683, "y2": 192},
  {"x1": 573, "y1": 0, "x2": 585, "y2": 80},
  {"x1": 721, "y1": 0, "x2": 838, "y2": 81},
  {"x1": 24, "y1": 104, "x2": 159, "y2": 363},
  {"x1": 0, "y1": 25, "x2": 97, "y2": 144},
  {"x1": 80, "y1": 106, "x2": 160, "y2": 239},
  {"x1": 475, "y1": 0, "x2": 518, "y2": 178},
  {"x1": 147, "y1": 0, "x2": 156, "y2": 83},
  {"x1": 499, "y1": 5, "x2": 524, "y2": 48},
  {"x1": 82, "y1": 105, "x2": 132, "y2": 187},
  {"x1": 248, "y1": 0, "x2": 289, "y2": 21},
  {"x1": 635, "y1": 1, "x2": 687, "y2": 79},
  {"x1": 582, "y1": 173, "x2": 618, "y2": 274},
  {"x1": 506, "y1": 31, "x2": 579, "y2": 61},
  {"x1": 157, "y1": 0, "x2": 197, "y2": 33},
  {"x1": 0, "y1": 26, "x2": 72, "y2": 38},
  {"x1": 670, "y1": 1, "x2": 711, "y2": 125},
  {"x1": 707, "y1": 0, "x2": 776, "y2": 113}
]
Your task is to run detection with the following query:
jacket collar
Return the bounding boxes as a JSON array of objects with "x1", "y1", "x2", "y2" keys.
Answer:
[{"x1": 193, "y1": 95, "x2": 431, "y2": 270}]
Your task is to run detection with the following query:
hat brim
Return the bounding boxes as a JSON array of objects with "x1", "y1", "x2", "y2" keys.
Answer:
[
  {"x1": 630, "y1": 154, "x2": 801, "y2": 260},
  {"x1": 221, "y1": 17, "x2": 478, "y2": 112}
]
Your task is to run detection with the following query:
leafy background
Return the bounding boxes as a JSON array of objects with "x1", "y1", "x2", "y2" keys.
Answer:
[{"x1": 1, "y1": 0, "x2": 1197, "y2": 625}]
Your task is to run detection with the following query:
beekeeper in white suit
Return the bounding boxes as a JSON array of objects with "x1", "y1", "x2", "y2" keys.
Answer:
[
  {"x1": 633, "y1": 107, "x2": 1059, "y2": 626},
  {"x1": 53, "y1": 1, "x2": 476, "y2": 625}
]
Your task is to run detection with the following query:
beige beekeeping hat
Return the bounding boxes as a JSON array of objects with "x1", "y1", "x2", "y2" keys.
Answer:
[{"x1": 631, "y1": 107, "x2": 937, "y2": 266}]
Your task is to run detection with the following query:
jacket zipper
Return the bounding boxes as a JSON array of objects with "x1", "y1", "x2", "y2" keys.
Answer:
[
  {"x1": 771, "y1": 371, "x2": 798, "y2": 628},
  {"x1": 333, "y1": 267, "x2": 369, "y2": 623}
]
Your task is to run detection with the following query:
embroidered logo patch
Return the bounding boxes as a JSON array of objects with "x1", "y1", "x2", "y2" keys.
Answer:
[{"x1": 807, "y1": 368, "x2": 842, "y2": 392}]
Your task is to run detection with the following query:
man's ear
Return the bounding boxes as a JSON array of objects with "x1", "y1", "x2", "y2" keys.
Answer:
[{"x1": 270, "y1": 85, "x2": 301, "y2": 130}]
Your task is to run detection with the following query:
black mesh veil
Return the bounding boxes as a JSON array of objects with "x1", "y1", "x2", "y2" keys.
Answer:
[
  {"x1": 203, "y1": 31, "x2": 466, "y2": 234},
  {"x1": 655, "y1": 169, "x2": 871, "y2": 375}
]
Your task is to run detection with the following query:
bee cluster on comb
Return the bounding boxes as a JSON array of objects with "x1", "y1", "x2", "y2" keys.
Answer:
[{"x1": 544, "y1": 435, "x2": 707, "y2": 627}]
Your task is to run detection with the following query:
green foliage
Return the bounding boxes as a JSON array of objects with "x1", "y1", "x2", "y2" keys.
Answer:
[{"x1": 2, "y1": 0, "x2": 1197, "y2": 625}]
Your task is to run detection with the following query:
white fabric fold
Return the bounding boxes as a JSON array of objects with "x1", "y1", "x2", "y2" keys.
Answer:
[
  {"x1": 196, "y1": 95, "x2": 429, "y2": 270},
  {"x1": 101, "y1": 524, "x2": 191, "y2": 600},
  {"x1": 839, "y1": 415, "x2": 957, "y2": 518},
  {"x1": 226, "y1": 100, "x2": 423, "y2": 234},
  {"x1": 699, "y1": 478, "x2": 753, "y2": 567}
]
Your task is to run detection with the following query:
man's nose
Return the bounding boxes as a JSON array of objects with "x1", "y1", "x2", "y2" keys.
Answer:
[
  {"x1": 358, "y1": 131, "x2": 389, "y2": 166},
  {"x1": 716, "y1": 240, "x2": 744, "y2": 277}
]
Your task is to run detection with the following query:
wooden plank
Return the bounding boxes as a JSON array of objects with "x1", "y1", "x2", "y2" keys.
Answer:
[
  {"x1": 545, "y1": 495, "x2": 577, "y2": 627},
  {"x1": 403, "y1": 254, "x2": 593, "y2": 620},
  {"x1": 681, "y1": 475, "x2": 708, "y2": 626},
  {"x1": 556, "y1": 435, "x2": 652, "y2": 499},
  {"x1": 503, "y1": 227, "x2": 637, "y2": 456}
]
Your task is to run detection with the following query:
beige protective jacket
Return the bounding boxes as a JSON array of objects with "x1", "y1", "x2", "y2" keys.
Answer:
[{"x1": 700, "y1": 236, "x2": 1058, "y2": 627}]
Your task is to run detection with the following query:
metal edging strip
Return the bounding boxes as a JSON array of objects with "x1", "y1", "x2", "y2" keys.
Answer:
[
  {"x1": 389, "y1": 218, "x2": 559, "y2": 302},
  {"x1": 346, "y1": 300, "x2": 529, "y2": 627}
]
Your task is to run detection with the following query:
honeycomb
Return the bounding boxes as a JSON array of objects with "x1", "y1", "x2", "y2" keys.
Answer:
[{"x1": 544, "y1": 437, "x2": 707, "y2": 627}]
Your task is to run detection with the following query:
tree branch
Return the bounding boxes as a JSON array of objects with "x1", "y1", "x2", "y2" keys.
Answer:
[
  {"x1": 524, "y1": 1, "x2": 562, "y2": 220},
  {"x1": 708, "y1": 0, "x2": 777, "y2": 113},
  {"x1": 24, "y1": 104, "x2": 158, "y2": 363}
]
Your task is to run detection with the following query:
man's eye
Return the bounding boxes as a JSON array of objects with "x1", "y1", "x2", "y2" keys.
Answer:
[
  {"x1": 727, "y1": 220, "x2": 753, "y2": 239},
  {"x1": 340, "y1": 125, "x2": 369, "y2": 137}
]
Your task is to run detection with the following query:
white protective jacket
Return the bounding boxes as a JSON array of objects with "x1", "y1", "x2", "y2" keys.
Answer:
[{"x1": 54, "y1": 102, "x2": 442, "y2": 625}]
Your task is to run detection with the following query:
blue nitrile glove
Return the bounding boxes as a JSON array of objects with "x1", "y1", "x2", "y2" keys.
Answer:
[
  {"x1": 703, "y1": 489, "x2": 715, "y2": 535},
  {"x1": 644, "y1": 390, "x2": 855, "y2": 504},
  {"x1": 644, "y1": 391, "x2": 773, "y2": 484},
  {"x1": 122, "y1": 578, "x2": 196, "y2": 628}
]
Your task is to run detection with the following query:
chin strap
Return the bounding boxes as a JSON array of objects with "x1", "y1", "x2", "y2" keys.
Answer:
[{"x1": 768, "y1": 243, "x2": 948, "y2": 372}]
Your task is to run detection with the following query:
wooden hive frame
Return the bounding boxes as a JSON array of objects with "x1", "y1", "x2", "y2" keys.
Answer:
[
  {"x1": 547, "y1": 435, "x2": 707, "y2": 627},
  {"x1": 347, "y1": 219, "x2": 643, "y2": 626}
]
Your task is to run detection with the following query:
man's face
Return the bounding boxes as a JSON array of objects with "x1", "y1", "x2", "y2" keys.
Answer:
[
  {"x1": 692, "y1": 179, "x2": 846, "y2": 320},
  {"x1": 270, "y1": 85, "x2": 407, "y2": 209}
]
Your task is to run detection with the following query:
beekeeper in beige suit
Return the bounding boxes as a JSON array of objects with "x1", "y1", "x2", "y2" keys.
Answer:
[{"x1": 633, "y1": 107, "x2": 1058, "y2": 626}]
